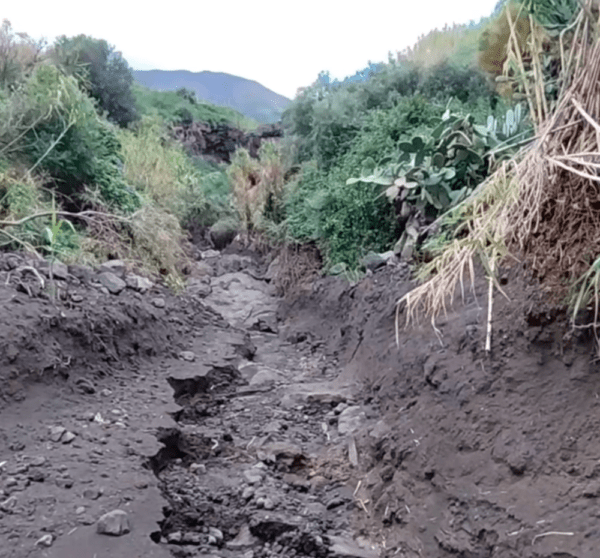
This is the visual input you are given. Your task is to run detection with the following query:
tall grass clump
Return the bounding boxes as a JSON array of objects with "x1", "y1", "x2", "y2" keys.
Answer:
[{"x1": 399, "y1": 0, "x2": 600, "y2": 341}]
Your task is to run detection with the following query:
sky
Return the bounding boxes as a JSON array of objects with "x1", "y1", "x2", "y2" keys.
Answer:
[{"x1": 4, "y1": 0, "x2": 500, "y2": 99}]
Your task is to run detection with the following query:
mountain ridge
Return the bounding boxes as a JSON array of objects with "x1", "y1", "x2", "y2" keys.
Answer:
[{"x1": 133, "y1": 69, "x2": 291, "y2": 124}]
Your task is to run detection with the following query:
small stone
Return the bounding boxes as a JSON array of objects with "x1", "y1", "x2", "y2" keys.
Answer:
[
  {"x1": 181, "y1": 532, "x2": 203, "y2": 544},
  {"x1": 243, "y1": 469, "x2": 264, "y2": 485},
  {"x1": 125, "y1": 274, "x2": 153, "y2": 293},
  {"x1": 27, "y1": 470, "x2": 45, "y2": 483},
  {"x1": 75, "y1": 378, "x2": 96, "y2": 394},
  {"x1": 166, "y1": 531, "x2": 182, "y2": 543},
  {"x1": 242, "y1": 487, "x2": 255, "y2": 500},
  {"x1": 35, "y1": 534, "x2": 53, "y2": 547},
  {"x1": 256, "y1": 497, "x2": 265, "y2": 508},
  {"x1": 48, "y1": 260, "x2": 69, "y2": 280},
  {"x1": 71, "y1": 294, "x2": 84, "y2": 303},
  {"x1": 56, "y1": 477, "x2": 74, "y2": 489},
  {"x1": 99, "y1": 260, "x2": 126, "y2": 277},
  {"x1": 189, "y1": 463, "x2": 206, "y2": 474},
  {"x1": 97, "y1": 272, "x2": 126, "y2": 295},
  {"x1": 97, "y1": 510, "x2": 131, "y2": 536},
  {"x1": 208, "y1": 527, "x2": 223, "y2": 541},
  {"x1": 76, "y1": 506, "x2": 86, "y2": 515},
  {"x1": 61, "y1": 431, "x2": 76, "y2": 444},
  {"x1": 6, "y1": 462, "x2": 29, "y2": 475},
  {"x1": 326, "y1": 496, "x2": 346, "y2": 510},
  {"x1": 263, "y1": 497, "x2": 275, "y2": 510},
  {"x1": 0, "y1": 495, "x2": 17, "y2": 512},
  {"x1": 28, "y1": 456, "x2": 47, "y2": 467},
  {"x1": 100, "y1": 389, "x2": 112, "y2": 397},
  {"x1": 179, "y1": 351, "x2": 196, "y2": 362},
  {"x1": 49, "y1": 426, "x2": 66, "y2": 442},
  {"x1": 151, "y1": 297, "x2": 165, "y2": 308},
  {"x1": 84, "y1": 488, "x2": 102, "y2": 500}
]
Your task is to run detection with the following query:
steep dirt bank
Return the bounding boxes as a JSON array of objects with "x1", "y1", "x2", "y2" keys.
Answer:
[{"x1": 278, "y1": 262, "x2": 600, "y2": 557}]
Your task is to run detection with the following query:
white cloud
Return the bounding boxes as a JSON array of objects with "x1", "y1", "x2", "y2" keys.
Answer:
[{"x1": 3, "y1": 0, "x2": 500, "y2": 98}]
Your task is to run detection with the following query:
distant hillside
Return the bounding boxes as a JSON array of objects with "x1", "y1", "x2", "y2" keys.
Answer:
[{"x1": 133, "y1": 70, "x2": 291, "y2": 124}]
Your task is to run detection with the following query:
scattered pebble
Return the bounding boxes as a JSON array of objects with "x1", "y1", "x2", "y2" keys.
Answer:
[
  {"x1": 151, "y1": 297, "x2": 166, "y2": 308},
  {"x1": 35, "y1": 534, "x2": 53, "y2": 547},
  {"x1": 179, "y1": 351, "x2": 196, "y2": 362}
]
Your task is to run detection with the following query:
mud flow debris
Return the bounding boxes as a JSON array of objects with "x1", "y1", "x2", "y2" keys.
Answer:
[{"x1": 1, "y1": 248, "x2": 599, "y2": 557}]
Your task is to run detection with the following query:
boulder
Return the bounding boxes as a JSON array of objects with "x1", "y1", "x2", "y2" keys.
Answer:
[{"x1": 97, "y1": 509, "x2": 131, "y2": 536}]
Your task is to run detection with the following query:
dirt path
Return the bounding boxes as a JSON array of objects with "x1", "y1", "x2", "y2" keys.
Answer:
[{"x1": 0, "y1": 250, "x2": 380, "y2": 558}]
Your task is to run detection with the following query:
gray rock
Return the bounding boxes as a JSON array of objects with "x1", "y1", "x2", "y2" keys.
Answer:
[
  {"x1": 181, "y1": 532, "x2": 203, "y2": 544},
  {"x1": 227, "y1": 525, "x2": 256, "y2": 549},
  {"x1": 194, "y1": 262, "x2": 214, "y2": 277},
  {"x1": 126, "y1": 274, "x2": 153, "y2": 293},
  {"x1": 201, "y1": 249, "x2": 220, "y2": 260},
  {"x1": 35, "y1": 534, "x2": 53, "y2": 547},
  {"x1": 337, "y1": 406, "x2": 365, "y2": 435},
  {"x1": 263, "y1": 497, "x2": 275, "y2": 510},
  {"x1": 49, "y1": 260, "x2": 69, "y2": 280},
  {"x1": 99, "y1": 260, "x2": 126, "y2": 278},
  {"x1": 361, "y1": 252, "x2": 386, "y2": 271},
  {"x1": 49, "y1": 426, "x2": 66, "y2": 442},
  {"x1": 61, "y1": 431, "x2": 76, "y2": 444},
  {"x1": 83, "y1": 488, "x2": 102, "y2": 500},
  {"x1": 151, "y1": 297, "x2": 165, "y2": 308},
  {"x1": 179, "y1": 351, "x2": 196, "y2": 362},
  {"x1": 0, "y1": 495, "x2": 17, "y2": 512},
  {"x1": 208, "y1": 527, "x2": 223, "y2": 541},
  {"x1": 217, "y1": 254, "x2": 254, "y2": 274},
  {"x1": 243, "y1": 469, "x2": 264, "y2": 485},
  {"x1": 97, "y1": 272, "x2": 126, "y2": 295},
  {"x1": 166, "y1": 531, "x2": 182, "y2": 543},
  {"x1": 242, "y1": 487, "x2": 255, "y2": 500},
  {"x1": 97, "y1": 509, "x2": 130, "y2": 536}
]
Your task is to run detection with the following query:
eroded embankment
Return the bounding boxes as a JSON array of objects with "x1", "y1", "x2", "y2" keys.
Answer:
[{"x1": 278, "y1": 262, "x2": 600, "y2": 557}]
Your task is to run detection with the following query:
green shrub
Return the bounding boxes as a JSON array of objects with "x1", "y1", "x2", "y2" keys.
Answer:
[
  {"x1": 1, "y1": 64, "x2": 139, "y2": 212},
  {"x1": 51, "y1": 35, "x2": 138, "y2": 127},
  {"x1": 285, "y1": 162, "x2": 397, "y2": 268}
]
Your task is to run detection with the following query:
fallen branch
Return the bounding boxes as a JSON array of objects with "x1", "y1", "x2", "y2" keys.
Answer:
[
  {"x1": 531, "y1": 531, "x2": 575, "y2": 545},
  {"x1": 0, "y1": 210, "x2": 135, "y2": 228}
]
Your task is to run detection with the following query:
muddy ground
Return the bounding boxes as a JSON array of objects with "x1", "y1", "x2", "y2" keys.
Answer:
[{"x1": 1, "y1": 245, "x2": 599, "y2": 558}]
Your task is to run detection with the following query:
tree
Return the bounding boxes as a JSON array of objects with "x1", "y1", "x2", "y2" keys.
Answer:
[{"x1": 51, "y1": 35, "x2": 137, "y2": 127}]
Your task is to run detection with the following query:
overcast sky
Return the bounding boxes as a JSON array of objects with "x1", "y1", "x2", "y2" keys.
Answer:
[{"x1": 4, "y1": 0, "x2": 500, "y2": 99}]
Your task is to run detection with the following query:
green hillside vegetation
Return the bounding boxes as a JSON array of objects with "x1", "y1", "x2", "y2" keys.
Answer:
[
  {"x1": 0, "y1": 21, "x2": 237, "y2": 285},
  {"x1": 133, "y1": 84, "x2": 257, "y2": 130},
  {"x1": 133, "y1": 69, "x2": 291, "y2": 124}
]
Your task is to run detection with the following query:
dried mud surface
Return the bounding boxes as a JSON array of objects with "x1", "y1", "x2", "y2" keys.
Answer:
[{"x1": 1, "y1": 246, "x2": 599, "y2": 558}]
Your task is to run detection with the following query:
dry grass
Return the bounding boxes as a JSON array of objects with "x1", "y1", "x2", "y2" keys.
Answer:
[
  {"x1": 228, "y1": 142, "x2": 287, "y2": 231},
  {"x1": 400, "y1": 1, "x2": 600, "y2": 336}
]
